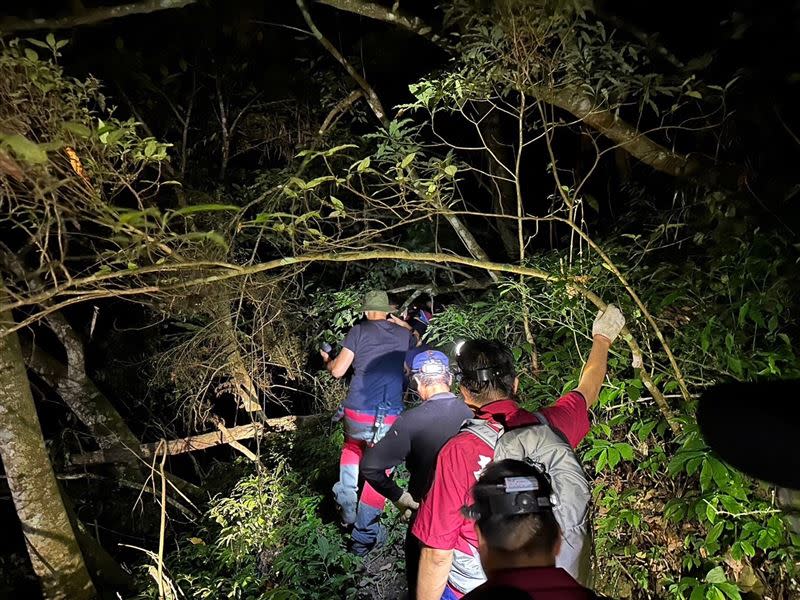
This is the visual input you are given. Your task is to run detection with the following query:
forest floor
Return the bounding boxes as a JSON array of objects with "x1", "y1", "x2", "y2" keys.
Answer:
[{"x1": 356, "y1": 525, "x2": 407, "y2": 600}]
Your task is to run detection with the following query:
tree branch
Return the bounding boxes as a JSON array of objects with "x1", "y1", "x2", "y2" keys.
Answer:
[
  {"x1": 68, "y1": 416, "x2": 320, "y2": 466},
  {"x1": 317, "y1": 0, "x2": 739, "y2": 184},
  {"x1": 0, "y1": 0, "x2": 197, "y2": 32},
  {"x1": 2, "y1": 250, "x2": 680, "y2": 430},
  {"x1": 319, "y1": 89, "x2": 364, "y2": 135},
  {"x1": 315, "y1": 0, "x2": 438, "y2": 41},
  {"x1": 297, "y1": 0, "x2": 388, "y2": 126},
  {"x1": 540, "y1": 87, "x2": 702, "y2": 178}
]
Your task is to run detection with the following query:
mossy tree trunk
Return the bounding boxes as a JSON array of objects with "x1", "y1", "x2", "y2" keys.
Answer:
[{"x1": 0, "y1": 291, "x2": 96, "y2": 600}]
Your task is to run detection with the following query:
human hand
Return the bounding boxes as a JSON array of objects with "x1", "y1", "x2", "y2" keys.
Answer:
[
  {"x1": 320, "y1": 350, "x2": 330, "y2": 363},
  {"x1": 592, "y1": 304, "x2": 625, "y2": 343},
  {"x1": 393, "y1": 491, "x2": 419, "y2": 522}
]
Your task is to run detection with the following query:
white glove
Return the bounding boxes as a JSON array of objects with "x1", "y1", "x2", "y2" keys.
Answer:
[
  {"x1": 592, "y1": 304, "x2": 625, "y2": 343},
  {"x1": 393, "y1": 491, "x2": 419, "y2": 522}
]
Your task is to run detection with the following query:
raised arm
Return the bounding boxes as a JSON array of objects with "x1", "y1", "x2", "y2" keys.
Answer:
[{"x1": 575, "y1": 304, "x2": 625, "y2": 409}]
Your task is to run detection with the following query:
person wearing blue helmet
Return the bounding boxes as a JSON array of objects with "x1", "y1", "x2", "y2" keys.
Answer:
[{"x1": 361, "y1": 350, "x2": 473, "y2": 599}]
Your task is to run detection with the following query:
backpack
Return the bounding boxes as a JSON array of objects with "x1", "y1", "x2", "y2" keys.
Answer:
[{"x1": 462, "y1": 411, "x2": 593, "y2": 587}]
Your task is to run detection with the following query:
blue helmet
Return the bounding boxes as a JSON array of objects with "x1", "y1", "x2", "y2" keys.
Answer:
[{"x1": 411, "y1": 350, "x2": 450, "y2": 376}]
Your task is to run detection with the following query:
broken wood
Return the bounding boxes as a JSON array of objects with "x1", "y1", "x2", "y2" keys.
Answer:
[{"x1": 69, "y1": 415, "x2": 318, "y2": 466}]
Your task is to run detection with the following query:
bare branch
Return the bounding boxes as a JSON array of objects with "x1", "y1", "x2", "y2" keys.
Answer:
[
  {"x1": 69, "y1": 415, "x2": 321, "y2": 466},
  {"x1": 315, "y1": 0, "x2": 438, "y2": 41},
  {"x1": 0, "y1": 0, "x2": 197, "y2": 33},
  {"x1": 297, "y1": 0, "x2": 388, "y2": 126},
  {"x1": 319, "y1": 89, "x2": 364, "y2": 135}
]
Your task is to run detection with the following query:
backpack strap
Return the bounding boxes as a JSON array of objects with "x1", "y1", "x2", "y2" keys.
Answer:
[
  {"x1": 532, "y1": 410, "x2": 571, "y2": 447},
  {"x1": 460, "y1": 418, "x2": 503, "y2": 449}
]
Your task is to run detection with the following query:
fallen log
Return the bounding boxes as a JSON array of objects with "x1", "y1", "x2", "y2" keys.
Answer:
[{"x1": 69, "y1": 415, "x2": 319, "y2": 466}]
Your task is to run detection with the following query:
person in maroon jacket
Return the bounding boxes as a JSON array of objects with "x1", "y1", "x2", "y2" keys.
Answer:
[
  {"x1": 461, "y1": 459, "x2": 607, "y2": 600},
  {"x1": 412, "y1": 305, "x2": 626, "y2": 599}
]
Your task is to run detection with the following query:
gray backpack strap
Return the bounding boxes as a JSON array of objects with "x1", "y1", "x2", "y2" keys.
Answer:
[
  {"x1": 533, "y1": 410, "x2": 571, "y2": 446},
  {"x1": 460, "y1": 418, "x2": 502, "y2": 449}
]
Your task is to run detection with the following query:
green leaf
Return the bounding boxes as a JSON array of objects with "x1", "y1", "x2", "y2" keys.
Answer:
[
  {"x1": 1, "y1": 133, "x2": 48, "y2": 164},
  {"x1": 700, "y1": 460, "x2": 713, "y2": 492},
  {"x1": 616, "y1": 443, "x2": 634, "y2": 461},
  {"x1": 725, "y1": 333, "x2": 734, "y2": 353},
  {"x1": 62, "y1": 121, "x2": 92, "y2": 138},
  {"x1": 24, "y1": 48, "x2": 38, "y2": 61},
  {"x1": 144, "y1": 139, "x2": 158, "y2": 157},
  {"x1": 323, "y1": 143, "x2": 358, "y2": 157},
  {"x1": 26, "y1": 39, "x2": 50, "y2": 50},
  {"x1": 444, "y1": 164, "x2": 458, "y2": 177},
  {"x1": 701, "y1": 322, "x2": 712, "y2": 352},
  {"x1": 46, "y1": 33, "x2": 56, "y2": 48},
  {"x1": 330, "y1": 196, "x2": 345, "y2": 211},
  {"x1": 706, "y1": 502, "x2": 717, "y2": 523},
  {"x1": 709, "y1": 458, "x2": 729, "y2": 487},
  {"x1": 706, "y1": 587, "x2": 725, "y2": 600},
  {"x1": 705, "y1": 521, "x2": 724, "y2": 545},
  {"x1": 716, "y1": 583, "x2": 742, "y2": 600},
  {"x1": 400, "y1": 152, "x2": 416, "y2": 168},
  {"x1": 607, "y1": 447, "x2": 621, "y2": 468},
  {"x1": 169, "y1": 204, "x2": 239, "y2": 219},
  {"x1": 356, "y1": 157, "x2": 371, "y2": 172},
  {"x1": 727, "y1": 356, "x2": 743, "y2": 378},
  {"x1": 596, "y1": 450, "x2": 607, "y2": 472},
  {"x1": 705, "y1": 566, "x2": 727, "y2": 584},
  {"x1": 584, "y1": 194, "x2": 600, "y2": 213},
  {"x1": 690, "y1": 585, "x2": 706, "y2": 600},
  {"x1": 304, "y1": 175, "x2": 336, "y2": 189},
  {"x1": 737, "y1": 301, "x2": 750, "y2": 327},
  {"x1": 685, "y1": 90, "x2": 703, "y2": 99}
]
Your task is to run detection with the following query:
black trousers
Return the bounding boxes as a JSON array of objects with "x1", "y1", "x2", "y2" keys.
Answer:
[{"x1": 405, "y1": 523, "x2": 421, "y2": 600}]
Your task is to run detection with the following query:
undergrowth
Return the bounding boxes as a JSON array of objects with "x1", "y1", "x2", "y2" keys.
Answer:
[{"x1": 136, "y1": 229, "x2": 799, "y2": 600}]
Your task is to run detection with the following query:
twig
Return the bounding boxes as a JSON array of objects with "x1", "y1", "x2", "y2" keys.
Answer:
[
  {"x1": 319, "y1": 90, "x2": 364, "y2": 135},
  {"x1": 156, "y1": 441, "x2": 168, "y2": 600}
]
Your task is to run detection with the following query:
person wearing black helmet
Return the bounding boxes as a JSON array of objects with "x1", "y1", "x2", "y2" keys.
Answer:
[
  {"x1": 412, "y1": 305, "x2": 626, "y2": 600},
  {"x1": 461, "y1": 459, "x2": 607, "y2": 600}
]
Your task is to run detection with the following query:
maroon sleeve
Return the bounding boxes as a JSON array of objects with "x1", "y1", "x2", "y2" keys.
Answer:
[
  {"x1": 411, "y1": 437, "x2": 472, "y2": 550},
  {"x1": 539, "y1": 391, "x2": 591, "y2": 448}
]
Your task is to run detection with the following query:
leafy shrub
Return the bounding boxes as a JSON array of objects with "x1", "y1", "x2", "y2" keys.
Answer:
[{"x1": 142, "y1": 454, "x2": 359, "y2": 599}]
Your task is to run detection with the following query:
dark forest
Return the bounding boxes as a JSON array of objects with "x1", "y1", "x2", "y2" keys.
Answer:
[{"x1": 1, "y1": 1, "x2": 799, "y2": 599}]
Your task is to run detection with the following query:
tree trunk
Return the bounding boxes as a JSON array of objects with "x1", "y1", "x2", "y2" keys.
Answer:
[
  {"x1": 44, "y1": 314, "x2": 143, "y2": 453},
  {"x1": 0, "y1": 291, "x2": 96, "y2": 600}
]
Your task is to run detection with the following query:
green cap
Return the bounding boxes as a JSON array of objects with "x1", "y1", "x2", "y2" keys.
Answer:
[{"x1": 362, "y1": 290, "x2": 392, "y2": 313}]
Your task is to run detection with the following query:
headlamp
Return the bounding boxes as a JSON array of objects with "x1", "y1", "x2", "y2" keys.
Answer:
[
  {"x1": 415, "y1": 360, "x2": 448, "y2": 376},
  {"x1": 463, "y1": 476, "x2": 553, "y2": 520}
]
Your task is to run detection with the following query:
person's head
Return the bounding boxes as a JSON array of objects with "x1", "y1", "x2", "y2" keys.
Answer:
[
  {"x1": 456, "y1": 339, "x2": 518, "y2": 407},
  {"x1": 362, "y1": 290, "x2": 392, "y2": 320},
  {"x1": 411, "y1": 350, "x2": 452, "y2": 399},
  {"x1": 465, "y1": 459, "x2": 561, "y2": 571}
]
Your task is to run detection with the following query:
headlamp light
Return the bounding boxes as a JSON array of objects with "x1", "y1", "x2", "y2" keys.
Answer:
[{"x1": 462, "y1": 476, "x2": 553, "y2": 520}]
